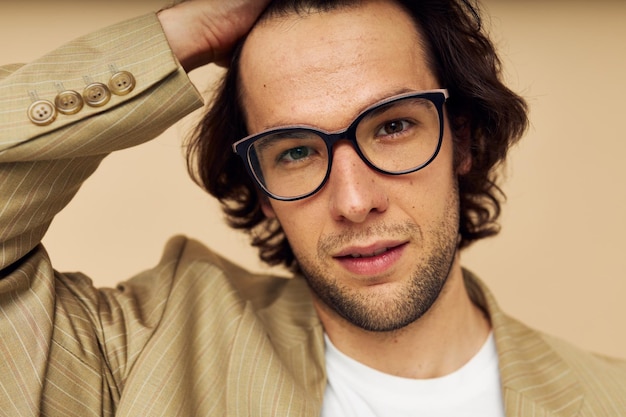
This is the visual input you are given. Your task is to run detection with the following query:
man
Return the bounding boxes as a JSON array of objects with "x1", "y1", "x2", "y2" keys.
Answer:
[{"x1": 0, "y1": 1, "x2": 624, "y2": 417}]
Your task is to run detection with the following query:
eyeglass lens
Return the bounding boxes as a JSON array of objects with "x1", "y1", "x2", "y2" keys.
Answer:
[{"x1": 247, "y1": 96, "x2": 441, "y2": 200}]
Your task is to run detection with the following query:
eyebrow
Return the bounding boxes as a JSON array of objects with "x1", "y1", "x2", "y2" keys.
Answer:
[
  {"x1": 257, "y1": 87, "x2": 419, "y2": 131},
  {"x1": 361, "y1": 93, "x2": 436, "y2": 122},
  {"x1": 356, "y1": 87, "x2": 417, "y2": 114}
]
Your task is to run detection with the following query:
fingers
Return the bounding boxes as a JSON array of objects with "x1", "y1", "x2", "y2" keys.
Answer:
[{"x1": 159, "y1": 0, "x2": 270, "y2": 71}]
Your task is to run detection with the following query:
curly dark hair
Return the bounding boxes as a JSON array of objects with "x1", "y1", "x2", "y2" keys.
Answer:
[{"x1": 186, "y1": 0, "x2": 528, "y2": 271}]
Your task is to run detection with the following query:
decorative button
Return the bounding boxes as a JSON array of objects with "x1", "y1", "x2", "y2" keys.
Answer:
[
  {"x1": 55, "y1": 90, "x2": 84, "y2": 115},
  {"x1": 108, "y1": 71, "x2": 135, "y2": 96},
  {"x1": 27, "y1": 100, "x2": 57, "y2": 126},
  {"x1": 83, "y1": 82, "x2": 111, "y2": 107}
]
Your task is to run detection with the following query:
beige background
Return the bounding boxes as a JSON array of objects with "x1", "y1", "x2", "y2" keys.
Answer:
[{"x1": 2, "y1": 1, "x2": 625, "y2": 358}]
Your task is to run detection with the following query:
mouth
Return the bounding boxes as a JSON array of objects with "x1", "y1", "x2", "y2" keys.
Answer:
[
  {"x1": 345, "y1": 246, "x2": 392, "y2": 258},
  {"x1": 334, "y1": 241, "x2": 407, "y2": 259},
  {"x1": 332, "y1": 241, "x2": 408, "y2": 276}
]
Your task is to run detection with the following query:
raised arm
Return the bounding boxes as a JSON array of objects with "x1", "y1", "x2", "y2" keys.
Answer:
[
  {"x1": 0, "y1": 2, "x2": 268, "y2": 415},
  {"x1": 0, "y1": 0, "x2": 269, "y2": 271}
]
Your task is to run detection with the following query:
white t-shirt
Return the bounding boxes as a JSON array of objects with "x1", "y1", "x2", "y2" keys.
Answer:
[{"x1": 321, "y1": 332, "x2": 505, "y2": 417}]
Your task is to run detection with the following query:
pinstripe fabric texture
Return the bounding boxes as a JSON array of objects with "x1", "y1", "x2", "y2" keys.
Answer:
[{"x1": 1, "y1": 12, "x2": 625, "y2": 417}]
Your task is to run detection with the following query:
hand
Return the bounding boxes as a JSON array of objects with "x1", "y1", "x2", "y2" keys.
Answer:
[{"x1": 158, "y1": 0, "x2": 270, "y2": 71}]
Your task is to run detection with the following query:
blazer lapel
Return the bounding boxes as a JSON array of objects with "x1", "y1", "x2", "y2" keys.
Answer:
[
  {"x1": 465, "y1": 271, "x2": 584, "y2": 417},
  {"x1": 226, "y1": 276, "x2": 325, "y2": 417}
]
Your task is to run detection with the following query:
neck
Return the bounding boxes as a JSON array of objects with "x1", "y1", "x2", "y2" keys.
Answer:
[{"x1": 314, "y1": 258, "x2": 491, "y2": 379}]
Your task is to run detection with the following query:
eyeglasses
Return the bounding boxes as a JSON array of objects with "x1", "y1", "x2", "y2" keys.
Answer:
[{"x1": 232, "y1": 89, "x2": 449, "y2": 201}]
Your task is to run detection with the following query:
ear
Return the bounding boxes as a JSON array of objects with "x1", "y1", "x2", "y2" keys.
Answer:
[
  {"x1": 457, "y1": 148, "x2": 472, "y2": 175},
  {"x1": 453, "y1": 116, "x2": 472, "y2": 176},
  {"x1": 260, "y1": 197, "x2": 276, "y2": 218}
]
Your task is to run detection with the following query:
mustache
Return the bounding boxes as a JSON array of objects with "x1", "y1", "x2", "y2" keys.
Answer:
[{"x1": 317, "y1": 222, "x2": 421, "y2": 256}]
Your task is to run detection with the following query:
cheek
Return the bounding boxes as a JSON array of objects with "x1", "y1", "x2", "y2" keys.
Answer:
[
  {"x1": 395, "y1": 150, "x2": 459, "y2": 217},
  {"x1": 409, "y1": 137, "x2": 457, "y2": 192},
  {"x1": 268, "y1": 201, "x2": 325, "y2": 253}
]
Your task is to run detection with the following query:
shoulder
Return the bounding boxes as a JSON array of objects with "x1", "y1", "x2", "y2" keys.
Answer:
[
  {"x1": 153, "y1": 235, "x2": 301, "y2": 308},
  {"x1": 464, "y1": 270, "x2": 626, "y2": 413},
  {"x1": 540, "y1": 332, "x2": 626, "y2": 401},
  {"x1": 56, "y1": 235, "x2": 309, "y2": 333},
  {"x1": 494, "y1": 313, "x2": 626, "y2": 414},
  {"x1": 542, "y1": 331, "x2": 626, "y2": 374}
]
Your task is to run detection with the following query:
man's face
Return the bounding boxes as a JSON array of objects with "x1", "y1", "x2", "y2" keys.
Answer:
[{"x1": 239, "y1": 0, "x2": 463, "y2": 332}]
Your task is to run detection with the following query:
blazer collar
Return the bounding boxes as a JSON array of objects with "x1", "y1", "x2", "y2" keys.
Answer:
[
  {"x1": 464, "y1": 270, "x2": 585, "y2": 417},
  {"x1": 237, "y1": 269, "x2": 586, "y2": 417}
]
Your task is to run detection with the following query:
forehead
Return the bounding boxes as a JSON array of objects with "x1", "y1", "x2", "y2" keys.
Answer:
[{"x1": 239, "y1": 0, "x2": 438, "y2": 133}]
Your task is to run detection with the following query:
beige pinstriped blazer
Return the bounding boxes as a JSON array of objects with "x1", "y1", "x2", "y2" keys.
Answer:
[{"x1": 1, "y1": 13, "x2": 625, "y2": 417}]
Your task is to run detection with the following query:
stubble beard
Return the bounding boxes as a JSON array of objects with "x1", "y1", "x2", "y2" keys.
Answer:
[{"x1": 296, "y1": 191, "x2": 460, "y2": 333}]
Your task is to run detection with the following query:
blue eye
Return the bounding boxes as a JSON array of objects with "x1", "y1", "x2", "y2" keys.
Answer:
[{"x1": 278, "y1": 146, "x2": 312, "y2": 162}]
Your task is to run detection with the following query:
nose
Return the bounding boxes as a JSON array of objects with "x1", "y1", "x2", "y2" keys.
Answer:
[{"x1": 325, "y1": 142, "x2": 389, "y2": 223}]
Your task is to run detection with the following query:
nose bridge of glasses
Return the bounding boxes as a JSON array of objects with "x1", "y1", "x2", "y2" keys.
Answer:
[
  {"x1": 324, "y1": 125, "x2": 362, "y2": 160},
  {"x1": 326, "y1": 135, "x2": 377, "y2": 183}
]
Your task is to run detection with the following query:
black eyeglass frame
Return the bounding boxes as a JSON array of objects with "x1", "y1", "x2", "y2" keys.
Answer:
[{"x1": 232, "y1": 88, "x2": 449, "y2": 201}]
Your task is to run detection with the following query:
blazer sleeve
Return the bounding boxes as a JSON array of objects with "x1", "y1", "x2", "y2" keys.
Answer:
[
  {"x1": 0, "y1": 13, "x2": 205, "y2": 415},
  {"x1": 0, "y1": 13, "x2": 204, "y2": 271}
]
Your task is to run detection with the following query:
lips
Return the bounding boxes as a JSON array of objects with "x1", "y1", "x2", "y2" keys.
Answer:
[
  {"x1": 333, "y1": 242, "x2": 407, "y2": 276},
  {"x1": 348, "y1": 247, "x2": 390, "y2": 258},
  {"x1": 333, "y1": 240, "x2": 406, "y2": 259}
]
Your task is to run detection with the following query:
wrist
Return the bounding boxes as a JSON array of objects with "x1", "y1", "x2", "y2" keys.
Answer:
[{"x1": 157, "y1": 6, "x2": 214, "y2": 72}]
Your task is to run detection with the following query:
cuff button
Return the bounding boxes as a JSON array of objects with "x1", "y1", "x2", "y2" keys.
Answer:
[
  {"x1": 83, "y1": 82, "x2": 111, "y2": 107},
  {"x1": 55, "y1": 90, "x2": 84, "y2": 115},
  {"x1": 109, "y1": 71, "x2": 136, "y2": 96},
  {"x1": 28, "y1": 100, "x2": 57, "y2": 126}
]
